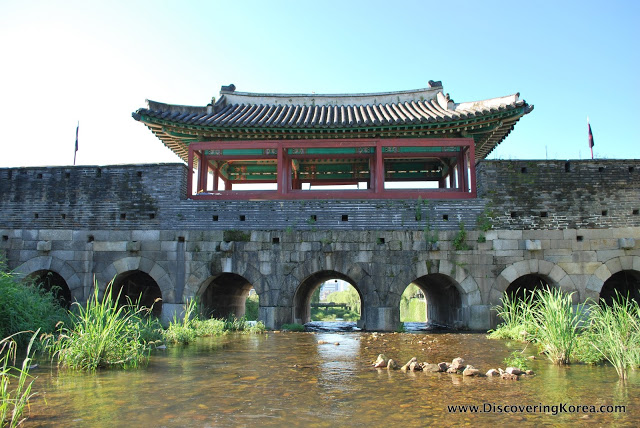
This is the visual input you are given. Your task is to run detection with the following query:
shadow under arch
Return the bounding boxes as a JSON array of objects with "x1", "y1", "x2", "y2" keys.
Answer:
[
  {"x1": 13, "y1": 255, "x2": 83, "y2": 302},
  {"x1": 197, "y1": 273, "x2": 254, "y2": 319},
  {"x1": 599, "y1": 270, "x2": 640, "y2": 305},
  {"x1": 409, "y1": 273, "x2": 462, "y2": 326},
  {"x1": 26, "y1": 270, "x2": 72, "y2": 309},
  {"x1": 505, "y1": 273, "x2": 553, "y2": 301},
  {"x1": 112, "y1": 270, "x2": 163, "y2": 317},
  {"x1": 293, "y1": 270, "x2": 362, "y2": 325}
]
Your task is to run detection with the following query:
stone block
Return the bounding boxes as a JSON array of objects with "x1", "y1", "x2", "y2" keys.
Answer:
[
  {"x1": 93, "y1": 241, "x2": 127, "y2": 252},
  {"x1": 126, "y1": 241, "x2": 141, "y2": 252},
  {"x1": 38, "y1": 229, "x2": 72, "y2": 241},
  {"x1": 132, "y1": 230, "x2": 160, "y2": 241},
  {"x1": 497, "y1": 230, "x2": 523, "y2": 240},
  {"x1": 161, "y1": 241, "x2": 178, "y2": 252},
  {"x1": 36, "y1": 240, "x2": 51, "y2": 252},
  {"x1": 525, "y1": 239, "x2": 542, "y2": 251},
  {"x1": 493, "y1": 240, "x2": 518, "y2": 250},
  {"x1": 468, "y1": 305, "x2": 491, "y2": 330},
  {"x1": 619, "y1": 238, "x2": 636, "y2": 249}
]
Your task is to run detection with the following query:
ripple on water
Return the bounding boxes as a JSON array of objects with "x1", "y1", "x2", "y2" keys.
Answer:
[{"x1": 26, "y1": 332, "x2": 640, "y2": 427}]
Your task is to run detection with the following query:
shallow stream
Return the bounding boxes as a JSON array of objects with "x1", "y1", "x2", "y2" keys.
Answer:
[{"x1": 25, "y1": 331, "x2": 640, "y2": 427}]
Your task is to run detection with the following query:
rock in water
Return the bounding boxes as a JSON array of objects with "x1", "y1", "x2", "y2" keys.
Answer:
[
  {"x1": 506, "y1": 367, "x2": 524, "y2": 375},
  {"x1": 424, "y1": 363, "x2": 442, "y2": 373},
  {"x1": 462, "y1": 365, "x2": 480, "y2": 376},
  {"x1": 486, "y1": 369, "x2": 500, "y2": 377},
  {"x1": 401, "y1": 357, "x2": 417, "y2": 371},
  {"x1": 438, "y1": 362, "x2": 449, "y2": 372},
  {"x1": 373, "y1": 354, "x2": 388, "y2": 368},
  {"x1": 450, "y1": 357, "x2": 465, "y2": 371},
  {"x1": 501, "y1": 372, "x2": 519, "y2": 381},
  {"x1": 387, "y1": 359, "x2": 398, "y2": 370}
]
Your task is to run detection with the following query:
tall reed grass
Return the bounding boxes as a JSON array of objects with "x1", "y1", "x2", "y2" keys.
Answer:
[
  {"x1": 531, "y1": 288, "x2": 584, "y2": 365},
  {"x1": 1, "y1": 332, "x2": 38, "y2": 428},
  {"x1": 586, "y1": 293, "x2": 640, "y2": 381},
  {"x1": 488, "y1": 290, "x2": 536, "y2": 341},
  {"x1": 44, "y1": 280, "x2": 155, "y2": 370}
]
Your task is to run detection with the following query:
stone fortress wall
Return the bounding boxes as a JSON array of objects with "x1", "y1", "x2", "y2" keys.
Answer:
[{"x1": 1, "y1": 160, "x2": 638, "y2": 330}]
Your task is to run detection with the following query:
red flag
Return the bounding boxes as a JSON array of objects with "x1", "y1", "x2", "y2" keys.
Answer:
[{"x1": 587, "y1": 119, "x2": 594, "y2": 159}]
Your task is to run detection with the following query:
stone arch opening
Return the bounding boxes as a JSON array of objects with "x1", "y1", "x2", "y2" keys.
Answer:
[
  {"x1": 505, "y1": 274, "x2": 552, "y2": 301},
  {"x1": 408, "y1": 274, "x2": 462, "y2": 326},
  {"x1": 294, "y1": 271, "x2": 362, "y2": 324},
  {"x1": 599, "y1": 270, "x2": 640, "y2": 305},
  {"x1": 198, "y1": 273, "x2": 254, "y2": 319},
  {"x1": 112, "y1": 270, "x2": 163, "y2": 317},
  {"x1": 26, "y1": 270, "x2": 72, "y2": 309}
]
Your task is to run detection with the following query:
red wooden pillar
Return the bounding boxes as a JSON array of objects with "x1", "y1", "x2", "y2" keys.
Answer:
[
  {"x1": 187, "y1": 145, "x2": 194, "y2": 198},
  {"x1": 457, "y1": 152, "x2": 465, "y2": 192},
  {"x1": 276, "y1": 142, "x2": 287, "y2": 197},
  {"x1": 467, "y1": 141, "x2": 477, "y2": 196},
  {"x1": 374, "y1": 141, "x2": 384, "y2": 196},
  {"x1": 197, "y1": 151, "x2": 207, "y2": 192},
  {"x1": 212, "y1": 167, "x2": 219, "y2": 191}
]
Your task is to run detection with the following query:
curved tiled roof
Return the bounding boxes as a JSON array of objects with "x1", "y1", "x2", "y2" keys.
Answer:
[{"x1": 133, "y1": 82, "x2": 533, "y2": 162}]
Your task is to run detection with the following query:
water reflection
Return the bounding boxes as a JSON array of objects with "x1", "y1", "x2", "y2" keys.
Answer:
[{"x1": 25, "y1": 333, "x2": 640, "y2": 427}]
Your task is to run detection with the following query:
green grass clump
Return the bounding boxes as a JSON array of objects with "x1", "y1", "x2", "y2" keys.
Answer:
[
  {"x1": 488, "y1": 290, "x2": 536, "y2": 341},
  {"x1": 44, "y1": 280, "x2": 154, "y2": 370},
  {"x1": 0, "y1": 267, "x2": 69, "y2": 347},
  {"x1": 281, "y1": 323, "x2": 305, "y2": 332},
  {"x1": 1, "y1": 332, "x2": 38, "y2": 428},
  {"x1": 531, "y1": 288, "x2": 585, "y2": 365},
  {"x1": 503, "y1": 350, "x2": 530, "y2": 371},
  {"x1": 585, "y1": 294, "x2": 640, "y2": 380},
  {"x1": 164, "y1": 299, "x2": 265, "y2": 344}
]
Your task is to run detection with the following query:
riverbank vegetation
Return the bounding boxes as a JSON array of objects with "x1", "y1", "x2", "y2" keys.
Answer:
[
  {"x1": 1, "y1": 333, "x2": 37, "y2": 428},
  {"x1": 489, "y1": 287, "x2": 640, "y2": 379},
  {"x1": 0, "y1": 266, "x2": 69, "y2": 347}
]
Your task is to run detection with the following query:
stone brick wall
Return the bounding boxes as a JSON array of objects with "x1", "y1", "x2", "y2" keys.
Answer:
[{"x1": 477, "y1": 160, "x2": 640, "y2": 230}]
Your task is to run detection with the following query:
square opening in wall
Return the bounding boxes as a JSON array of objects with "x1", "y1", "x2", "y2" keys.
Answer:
[
  {"x1": 61, "y1": 213, "x2": 66, "y2": 220},
  {"x1": 149, "y1": 213, "x2": 156, "y2": 219},
  {"x1": 577, "y1": 235, "x2": 584, "y2": 242},
  {"x1": 34, "y1": 213, "x2": 39, "y2": 219},
  {"x1": 341, "y1": 215, "x2": 349, "y2": 222},
  {"x1": 521, "y1": 167, "x2": 527, "y2": 173},
  {"x1": 598, "y1": 167, "x2": 604, "y2": 172},
  {"x1": 310, "y1": 215, "x2": 317, "y2": 222},
  {"x1": 2, "y1": 236, "x2": 8, "y2": 242},
  {"x1": 212, "y1": 215, "x2": 219, "y2": 221},
  {"x1": 540, "y1": 211, "x2": 548, "y2": 218},
  {"x1": 87, "y1": 235, "x2": 94, "y2": 243},
  {"x1": 96, "y1": 168, "x2": 102, "y2": 177},
  {"x1": 137, "y1": 171, "x2": 143, "y2": 178},
  {"x1": 65, "y1": 172, "x2": 70, "y2": 178},
  {"x1": 443, "y1": 214, "x2": 449, "y2": 221},
  {"x1": 630, "y1": 166, "x2": 635, "y2": 173},
  {"x1": 377, "y1": 237, "x2": 385, "y2": 245},
  {"x1": 178, "y1": 236, "x2": 185, "y2": 242},
  {"x1": 239, "y1": 215, "x2": 246, "y2": 221},
  {"x1": 510, "y1": 211, "x2": 518, "y2": 218},
  {"x1": 37, "y1": 173, "x2": 42, "y2": 179},
  {"x1": 565, "y1": 162, "x2": 571, "y2": 172},
  {"x1": 120, "y1": 213, "x2": 126, "y2": 220},
  {"x1": 601, "y1": 210, "x2": 608, "y2": 216},
  {"x1": 272, "y1": 237, "x2": 280, "y2": 244},
  {"x1": 633, "y1": 209, "x2": 639, "y2": 215}
]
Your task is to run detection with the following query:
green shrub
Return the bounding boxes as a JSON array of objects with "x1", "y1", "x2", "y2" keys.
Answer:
[
  {"x1": 503, "y1": 350, "x2": 530, "y2": 370},
  {"x1": 244, "y1": 294, "x2": 259, "y2": 321}
]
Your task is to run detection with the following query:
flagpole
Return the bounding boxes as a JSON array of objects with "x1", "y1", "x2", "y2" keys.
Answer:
[
  {"x1": 74, "y1": 121, "x2": 79, "y2": 165},
  {"x1": 587, "y1": 116, "x2": 594, "y2": 160}
]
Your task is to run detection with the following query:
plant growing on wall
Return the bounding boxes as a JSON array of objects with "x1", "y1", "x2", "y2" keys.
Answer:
[
  {"x1": 476, "y1": 208, "x2": 494, "y2": 243},
  {"x1": 453, "y1": 222, "x2": 469, "y2": 251}
]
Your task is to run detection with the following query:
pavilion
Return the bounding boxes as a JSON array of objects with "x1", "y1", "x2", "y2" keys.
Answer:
[{"x1": 133, "y1": 81, "x2": 532, "y2": 200}]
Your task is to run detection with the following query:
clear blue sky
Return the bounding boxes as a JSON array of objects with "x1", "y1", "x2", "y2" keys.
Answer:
[{"x1": 1, "y1": 0, "x2": 638, "y2": 167}]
